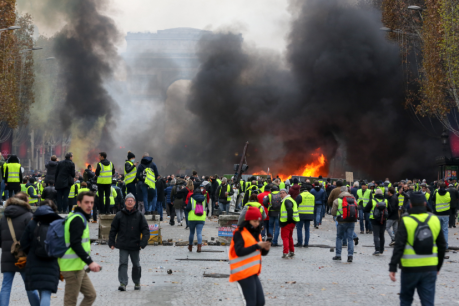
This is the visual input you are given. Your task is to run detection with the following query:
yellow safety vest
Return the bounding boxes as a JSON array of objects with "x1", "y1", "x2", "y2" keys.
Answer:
[
  {"x1": 6, "y1": 163, "x2": 21, "y2": 183},
  {"x1": 370, "y1": 199, "x2": 388, "y2": 219},
  {"x1": 401, "y1": 213, "x2": 440, "y2": 268},
  {"x1": 356, "y1": 189, "x2": 371, "y2": 207},
  {"x1": 245, "y1": 201, "x2": 264, "y2": 215},
  {"x1": 124, "y1": 161, "x2": 136, "y2": 185},
  {"x1": 28, "y1": 185, "x2": 38, "y2": 205},
  {"x1": 298, "y1": 191, "x2": 315, "y2": 214},
  {"x1": 435, "y1": 191, "x2": 450, "y2": 212},
  {"x1": 145, "y1": 168, "x2": 156, "y2": 189},
  {"x1": 219, "y1": 184, "x2": 231, "y2": 201},
  {"x1": 188, "y1": 198, "x2": 206, "y2": 221},
  {"x1": 58, "y1": 213, "x2": 91, "y2": 272},
  {"x1": 97, "y1": 162, "x2": 113, "y2": 184},
  {"x1": 280, "y1": 197, "x2": 300, "y2": 222}
]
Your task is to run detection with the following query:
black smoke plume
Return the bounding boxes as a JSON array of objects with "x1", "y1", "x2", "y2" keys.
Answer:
[{"x1": 123, "y1": 0, "x2": 440, "y2": 179}]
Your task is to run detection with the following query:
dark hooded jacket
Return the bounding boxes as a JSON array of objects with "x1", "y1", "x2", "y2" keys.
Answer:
[
  {"x1": 0, "y1": 197, "x2": 33, "y2": 273},
  {"x1": 430, "y1": 188, "x2": 451, "y2": 216},
  {"x1": 54, "y1": 157, "x2": 75, "y2": 190},
  {"x1": 3, "y1": 155, "x2": 23, "y2": 190},
  {"x1": 20, "y1": 205, "x2": 62, "y2": 292},
  {"x1": 83, "y1": 168, "x2": 95, "y2": 182},
  {"x1": 45, "y1": 160, "x2": 58, "y2": 184},
  {"x1": 156, "y1": 177, "x2": 166, "y2": 202},
  {"x1": 136, "y1": 156, "x2": 159, "y2": 182},
  {"x1": 42, "y1": 185, "x2": 58, "y2": 203},
  {"x1": 288, "y1": 184, "x2": 301, "y2": 199},
  {"x1": 185, "y1": 189, "x2": 206, "y2": 225},
  {"x1": 109, "y1": 207, "x2": 150, "y2": 250},
  {"x1": 95, "y1": 159, "x2": 115, "y2": 184},
  {"x1": 171, "y1": 179, "x2": 187, "y2": 209}
]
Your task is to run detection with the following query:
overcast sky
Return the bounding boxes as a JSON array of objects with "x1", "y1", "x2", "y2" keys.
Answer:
[{"x1": 106, "y1": 0, "x2": 291, "y2": 52}]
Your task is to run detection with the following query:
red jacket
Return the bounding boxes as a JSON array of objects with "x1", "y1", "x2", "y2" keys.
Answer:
[
  {"x1": 288, "y1": 184, "x2": 301, "y2": 199},
  {"x1": 257, "y1": 191, "x2": 270, "y2": 220}
]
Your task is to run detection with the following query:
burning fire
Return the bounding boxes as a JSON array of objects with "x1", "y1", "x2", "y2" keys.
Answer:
[
  {"x1": 278, "y1": 152, "x2": 327, "y2": 181},
  {"x1": 253, "y1": 150, "x2": 327, "y2": 181}
]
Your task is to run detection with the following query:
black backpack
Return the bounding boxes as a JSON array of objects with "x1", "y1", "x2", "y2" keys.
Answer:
[
  {"x1": 34, "y1": 222, "x2": 54, "y2": 260},
  {"x1": 373, "y1": 201, "x2": 388, "y2": 223},
  {"x1": 270, "y1": 193, "x2": 282, "y2": 211},
  {"x1": 408, "y1": 215, "x2": 434, "y2": 255}
]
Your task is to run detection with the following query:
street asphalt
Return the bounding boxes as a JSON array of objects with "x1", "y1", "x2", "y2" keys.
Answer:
[{"x1": 3, "y1": 213, "x2": 459, "y2": 305}]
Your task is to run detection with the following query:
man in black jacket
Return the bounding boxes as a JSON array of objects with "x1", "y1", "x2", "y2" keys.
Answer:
[
  {"x1": 446, "y1": 184, "x2": 458, "y2": 228},
  {"x1": 389, "y1": 192, "x2": 447, "y2": 306},
  {"x1": 42, "y1": 182, "x2": 58, "y2": 203},
  {"x1": 385, "y1": 187, "x2": 399, "y2": 246},
  {"x1": 109, "y1": 193, "x2": 150, "y2": 291},
  {"x1": 54, "y1": 152, "x2": 75, "y2": 213}
]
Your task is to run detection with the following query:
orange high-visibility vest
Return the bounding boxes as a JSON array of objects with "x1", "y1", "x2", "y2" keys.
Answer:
[{"x1": 228, "y1": 227, "x2": 262, "y2": 282}]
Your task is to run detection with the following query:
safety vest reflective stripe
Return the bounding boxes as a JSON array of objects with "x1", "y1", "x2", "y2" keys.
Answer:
[
  {"x1": 435, "y1": 192, "x2": 451, "y2": 212},
  {"x1": 230, "y1": 257, "x2": 261, "y2": 274},
  {"x1": 229, "y1": 250, "x2": 260, "y2": 265},
  {"x1": 65, "y1": 238, "x2": 90, "y2": 248}
]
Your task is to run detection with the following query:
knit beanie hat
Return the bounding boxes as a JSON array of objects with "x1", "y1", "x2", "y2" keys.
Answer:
[
  {"x1": 245, "y1": 207, "x2": 262, "y2": 221},
  {"x1": 411, "y1": 192, "x2": 426, "y2": 205},
  {"x1": 127, "y1": 151, "x2": 135, "y2": 159},
  {"x1": 125, "y1": 193, "x2": 136, "y2": 202}
]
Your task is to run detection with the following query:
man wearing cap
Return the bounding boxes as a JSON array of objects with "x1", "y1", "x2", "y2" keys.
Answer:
[
  {"x1": 109, "y1": 193, "x2": 150, "y2": 291},
  {"x1": 279, "y1": 188, "x2": 299, "y2": 259},
  {"x1": 389, "y1": 191, "x2": 447, "y2": 306}
]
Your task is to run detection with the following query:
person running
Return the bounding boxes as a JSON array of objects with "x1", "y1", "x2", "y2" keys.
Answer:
[
  {"x1": 109, "y1": 193, "x2": 150, "y2": 291},
  {"x1": 389, "y1": 192, "x2": 447, "y2": 306},
  {"x1": 20, "y1": 200, "x2": 62, "y2": 306},
  {"x1": 186, "y1": 187, "x2": 206, "y2": 252},
  {"x1": 229, "y1": 207, "x2": 270, "y2": 306}
]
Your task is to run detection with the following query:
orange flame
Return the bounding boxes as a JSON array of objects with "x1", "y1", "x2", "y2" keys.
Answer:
[{"x1": 278, "y1": 151, "x2": 327, "y2": 181}]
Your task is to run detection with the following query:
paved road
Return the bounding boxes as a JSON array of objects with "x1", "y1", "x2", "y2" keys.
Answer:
[{"x1": 4, "y1": 213, "x2": 459, "y2": 305}]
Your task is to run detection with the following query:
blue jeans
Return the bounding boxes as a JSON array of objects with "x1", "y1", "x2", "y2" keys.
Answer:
[
  {"x1": 140, "y1": 182, "x2": 157, "y2": 212},
  {"x1": 437, "y1": 215, "x2": 449, "y2": 249},
  {"x1": 314, "y1": 205, "x2": 322, "y2": 227},
  {"x1": 296, "y1": 220, "x2": 310, "y2": 245},
  {"x1": 189, "y1": 222, "x2": 204, "y2": 245},
  {"x1": 0, "y1": 181, "x2": 8, "y2": 201},
  {"x1": 336, "y1": 223, "x2": 355, "y2": 256},
  {"x1": 364, "y1": 212, "x2": 373, "y2": 231},
  {"x1": 335, "y1": 219, "x2": 357, "y2": 244},
  {"x1": 220, "y1": 202, "x2": 229, "y2": 214},
  {"x1": 156, "y1": 201, "x2": 163, "y2": 221},
  {"x1": 358, "y1": 210, "x2": 364, "y2": 232},
  {"x1": 0, "y1": 271, "x2": 40, "y2": 306},
  {"x1": 321, "y1": 204, "x2": 326, "y2": 219},
  {"x1": 268, "y1": 216, "x2": 280, "y2": 244},
  {"x1": 400, "y1": 271, "x2": 436, "y2": 306},
  {"x1": 39, "y1": 290, "x2": 52, "y2": 306},
  {"x1": 261, "y1": 220, "x2": 270, "y2": 238}
]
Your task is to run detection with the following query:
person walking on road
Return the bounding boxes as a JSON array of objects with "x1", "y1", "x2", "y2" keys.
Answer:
[
  {"x1": 389, "y1": 192, "x2": 447, "y2": 306},
  {"x1": 429, "y1": 182, "x2": 451, "y2": 251},
  {"x1": 386, "y1": 187, "x2": 399, "y2": 246},
  {"x1": 332, "y1": 186, "x2": 358, "y2": 262},
  {"x1": 0, "y1": 193, "x2": 40, "y2": 306},
  {"x1": 54, "y1": 152, "x2": 75, "y2": 213},
  {"x1": 59, "y1": 191, "x2": 101, "y2": 306},
  {"x1": 310, "y1": 181, "x2": 326, "y2": 229},
  {"x1": 364, "y1": 189, "x2": 388, "y2": 255},
  {"x1": 186, "y1": 188, "x2": 206, "y2": 252},
  {"x1": 95, "y1": 152, "x2": 115, "y2": 215},
  {"x1": 229, "y1": 206, "x2": 270, "y2": 306},
  {"x1": 263, "y1": 185, "x2": 282, "y2": 247},
  {"x1": 279, "y1": 189, "x2": 299, "y2": 259},
  {"x1": 109, "y1": 193, "x2": 150, "y2": 291},
  {"x1": 295, "y1": 184, "x2": 315, "y2": 247},
  {"x1": 20, "y1": 201, "x2": 62, "y2": 306},
  {"x1": 3, "y1": 154, "x2": 23, "y2": 199}
]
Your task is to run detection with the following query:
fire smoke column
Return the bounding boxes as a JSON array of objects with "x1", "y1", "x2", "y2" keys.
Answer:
[{"x1": 53, "y1": 0, "x2": 120, "y2": 167}]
